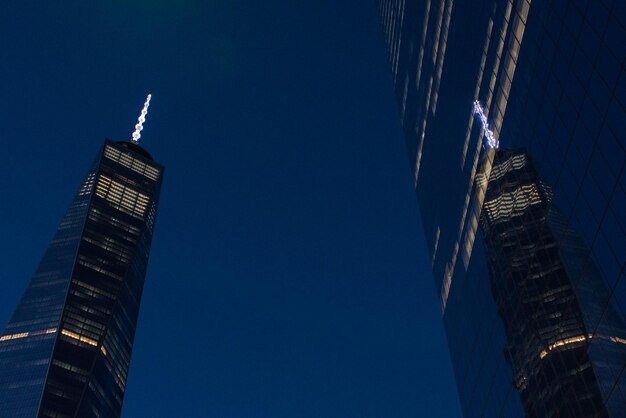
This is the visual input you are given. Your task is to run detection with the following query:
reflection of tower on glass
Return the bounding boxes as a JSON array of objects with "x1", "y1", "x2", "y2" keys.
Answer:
[
  {"x1": 479, "y1": 148, "x2": 626, "y2": 417},
  {"x1": 0, "y1": 96, "x2": 164, "y2": 418},
  {"x1": 378, "y1": 0, "x2": 625, "y2": 415}
]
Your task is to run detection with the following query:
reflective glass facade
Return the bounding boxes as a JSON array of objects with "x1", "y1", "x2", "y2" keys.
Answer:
[
  {"x1": 480, "y1": 148, "x2": 625, "y2": 416},
  {"x1": 378, "y1": 0, "x2": 625, "y2": 416},
  {"x1": 0, "y1": 140, "x2": 163, "y2": 418}
]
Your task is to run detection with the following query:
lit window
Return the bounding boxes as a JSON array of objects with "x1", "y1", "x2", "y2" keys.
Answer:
[
  {"x1": 60, "y1": 329, "x2": 98, "y2": 347},
  {"x1": 95, "y1": 174, "x2": 150, "y2": 220},
  {"x1": 540, "y1": 335, "x2": 589, "y2": 359},
  {"x1": 104, "y1": 145, "x2": 160, "y2": 181},
  {"x1": 0, "y1": 328, "x2": 57, "y2": 342}
]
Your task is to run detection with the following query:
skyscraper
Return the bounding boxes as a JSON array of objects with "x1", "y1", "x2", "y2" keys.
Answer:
[
  {"x1": 378, "y1": 0, "x2": 625, "y2": 416},
  {"x1": 0, "y1": 139, "x2": 163, "y2": 417},
  {"x1": 479, "y1": 148, "x2": 625, "y2": 416}
]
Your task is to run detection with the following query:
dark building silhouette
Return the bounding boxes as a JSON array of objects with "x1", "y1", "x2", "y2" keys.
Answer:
[
  {"x1": 479, "y1": 148, "x2": 626, "y2": 417},
  {"x1": 0, "y1": 140, "x2": 163, "y2": 418},
  {"x1": 378, "y1": 0, "x2": 625, "y2": 416}
]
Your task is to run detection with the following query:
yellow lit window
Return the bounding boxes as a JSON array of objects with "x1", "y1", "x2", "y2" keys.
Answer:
[
  {"x1": 104, "y1": 145, "x2": 160, "y2": 181},
  {"x1": 60, "y1": 329, "x2": 98, "y2": 347},
  {"x1": 95, "y1": 174, "x2": 150, "y2": 220},
  {"x1": 0, "y1": 328, "x2": 57, "y2": 342}
]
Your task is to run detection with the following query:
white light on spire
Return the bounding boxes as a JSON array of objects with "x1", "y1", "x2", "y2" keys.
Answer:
[
  {"x1": 473, "y1": 100, "x2": 498, "y2": 149},
  {"x1": 131, "y1": 93, "x2": 152, "y2": 143}
]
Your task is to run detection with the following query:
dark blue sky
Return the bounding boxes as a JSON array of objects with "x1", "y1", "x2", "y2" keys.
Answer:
[{"x1": 0, "y1": 1, "x2": 462, "y2": 416}]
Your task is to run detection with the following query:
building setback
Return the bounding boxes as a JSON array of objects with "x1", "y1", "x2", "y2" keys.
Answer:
[
  {"x1": 378, "y1": 0, "x2": 625, "y2": 416},
  {"x1": 0, "y1": 140, "x2": 163, "y2": 418}
]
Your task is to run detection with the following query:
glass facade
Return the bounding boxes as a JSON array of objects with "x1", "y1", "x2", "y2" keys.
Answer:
[
  {"x1": 480, "y1": 148, "x2": 625, "y2": 416},
  {"x1": 0, "y1": 140, "x2": 163, "y2": 418},
  {"x1": 378, "y1": 0, "x2": 624, "y2": 416}
]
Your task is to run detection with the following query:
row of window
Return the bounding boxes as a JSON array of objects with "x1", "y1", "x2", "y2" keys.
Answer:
[
  {"x1": 95, "y1": 174, "x2": 149, "y2": 220},
  {"x1": 103, "y1": 145, "x2": 160, "y2": 181}
]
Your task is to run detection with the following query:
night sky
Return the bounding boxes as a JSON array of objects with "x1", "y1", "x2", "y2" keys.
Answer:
[{"x1": 0, "y1": 1, "x2": 462, "y2": 416}]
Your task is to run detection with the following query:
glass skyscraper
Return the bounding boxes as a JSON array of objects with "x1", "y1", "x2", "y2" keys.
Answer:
[
  {"x1": 0, "y1": 140, "x2": 163, "y2": 418},
  {"x1": 378, "y1": 0, "x2": 625, "y2": 416},
  {"x1": 480, "y1": 148, "x2": 625, "y2": 416}
]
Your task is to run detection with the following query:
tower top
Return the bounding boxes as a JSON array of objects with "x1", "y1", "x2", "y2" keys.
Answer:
[{"x1": 131, "y1": 93, "x2": 152, "y2": 143}]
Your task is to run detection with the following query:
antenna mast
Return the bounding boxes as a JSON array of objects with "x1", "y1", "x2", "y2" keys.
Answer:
[
  {"x1": 473, "y1": 100, "x2": 498, "y2": 149},
  {"x1": 131, "y1": 93, "x2": 152, "y2": 143}
]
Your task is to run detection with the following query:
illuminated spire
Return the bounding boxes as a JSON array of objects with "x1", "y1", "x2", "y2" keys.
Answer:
[
  {"x1": 131, "y1": 93, "x2": 152, "y2": 143},
  {"x1": 473, "y1": 100, "x2": 498, "y2": 149}
]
